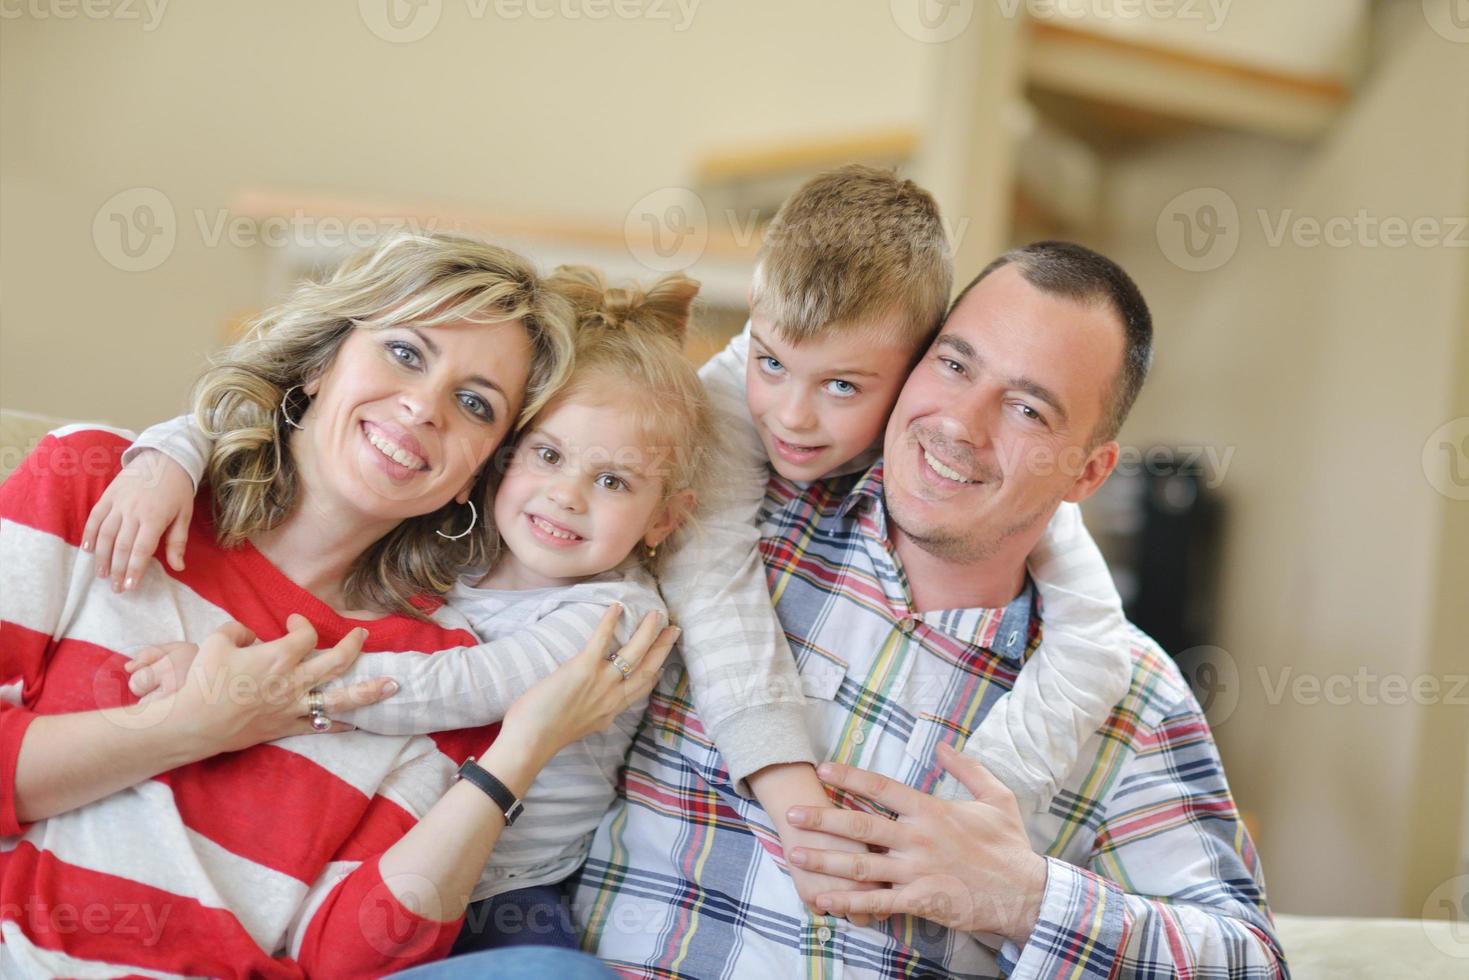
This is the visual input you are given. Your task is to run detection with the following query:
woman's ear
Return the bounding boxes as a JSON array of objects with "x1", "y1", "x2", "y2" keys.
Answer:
[
  {"x1": 302, "y1": 375, "x2": 322, "y2": 397},
  {"x1": 454, "y1": 470, "x2": 484, "y2": 506},
  {"x1": 644, "y1": 489, "x2": 696, "y2": 549}
]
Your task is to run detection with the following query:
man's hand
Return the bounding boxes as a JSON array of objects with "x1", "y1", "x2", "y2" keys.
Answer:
[{"x1": 786, "y1": 742, "x2": 1049, "y2": 946}]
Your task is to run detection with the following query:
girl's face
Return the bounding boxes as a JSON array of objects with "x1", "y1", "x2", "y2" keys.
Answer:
[
  {"x1": 297, "y1": 318, "x2": 532, "y2": 526},
  {"x1": 492, "y1": 391, "x2": 689, "y2": 589}
]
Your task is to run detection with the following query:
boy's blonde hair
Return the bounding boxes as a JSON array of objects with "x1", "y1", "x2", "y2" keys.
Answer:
[
  {"x1": 538, "y1": 265, "x2": 715, "y2": 572},
  {"x1": 193, "y1": 232, "x2": 577, "y2": 617},
  {"x1": 751, "y1": 164, "x2": 952, "y2": 349}
]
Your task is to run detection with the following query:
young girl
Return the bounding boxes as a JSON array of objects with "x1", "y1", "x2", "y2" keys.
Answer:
[{"x1": 99, "y1": 266, "x2": 715, "y2": 944}]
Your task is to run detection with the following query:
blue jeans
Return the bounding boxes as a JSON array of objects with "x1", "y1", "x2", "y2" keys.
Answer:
[
  {"x1": 387, "y1": 946, "x2": 615, "y2": 979},
  {"x1": 450, "y1": 882, "x2": 579, "y2": 954}
]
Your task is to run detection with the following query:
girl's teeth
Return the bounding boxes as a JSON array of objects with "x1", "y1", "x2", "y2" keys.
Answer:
[
  {"x1": 368, "y1": 431, "x2": 424, "y2": 469},
  {"x1": 924, "y1": 449, "x2": 972, "y2": 484},
  {"x1": 532, "y1": 516, "x2": 580, "y2": 541}
]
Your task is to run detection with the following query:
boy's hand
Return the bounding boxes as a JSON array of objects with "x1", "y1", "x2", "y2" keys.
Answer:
[
  {"x1": 82, "y1": 448, "x2": 195, "y2": 593},
  {"x1": 126, "y1": 641, "x2": 199, "y2": 701}
]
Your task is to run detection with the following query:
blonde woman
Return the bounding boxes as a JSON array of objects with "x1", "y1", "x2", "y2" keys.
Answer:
[{"x1": 0, "y1": 233, "x2": 674, "y2": 978}]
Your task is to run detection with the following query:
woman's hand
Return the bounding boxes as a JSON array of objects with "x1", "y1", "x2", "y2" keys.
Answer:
[
  {"x1": 82, "y1": 448, "x2": 196, "y2": 592},
  {"x1": 500, "y1": 604, "x2": 679, "y2": 763},
  {"x1": 158, "y1": 614, "x2": 396, "y2": 754}
]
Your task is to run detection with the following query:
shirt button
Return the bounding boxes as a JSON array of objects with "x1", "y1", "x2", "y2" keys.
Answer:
[
  {"x1": 852, "y1": 729, "x2": 866, "y2": 745},
  {"x1": 816, "y1": 925, "x2": 833, "y2": 943},
  {"x1": 898, "y1": 617, "x2": 916, "y2": 633}
]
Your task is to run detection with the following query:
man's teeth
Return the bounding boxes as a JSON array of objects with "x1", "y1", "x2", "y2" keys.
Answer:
[
  {"x1": 532, "y1": 515, "x2": 581, "y2": 541},
  {"x1": 367, "y1": 430, "x2": 425, "y2": 469},
  {"x1": 924, "y1": 448, "x2": 974, "y2": 484}
]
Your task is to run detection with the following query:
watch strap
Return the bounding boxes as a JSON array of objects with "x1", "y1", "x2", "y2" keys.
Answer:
[{"x1": 456, "y1": 757, "x2": 525, "y2": 826}]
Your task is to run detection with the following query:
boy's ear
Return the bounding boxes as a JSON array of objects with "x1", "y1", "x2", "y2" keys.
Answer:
[{"x1": 645, "y1": 489, "x2": 696, "y2": 548}]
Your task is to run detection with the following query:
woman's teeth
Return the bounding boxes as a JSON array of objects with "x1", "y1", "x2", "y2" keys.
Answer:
[
  {"x1": 531, "y1": 515, "x2": 581, "y2": 540},
  {"x1": 367, "y1": 430, "x2": 426, "y2": 470},
  {"x1": 924, "y1": 448, "x2": 974, "y2": 484}
]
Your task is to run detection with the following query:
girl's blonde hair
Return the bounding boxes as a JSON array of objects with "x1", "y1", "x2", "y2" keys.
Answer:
[
  {"x1": 539, "y1": 265, "x2": 715, "y2": 572},
  {"x1": 193, "y1": 232, "x2": 577, "y2": 617}
]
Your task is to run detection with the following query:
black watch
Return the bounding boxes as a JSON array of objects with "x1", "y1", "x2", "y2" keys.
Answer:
[{"x1": 456, "y1": 757, "x2": 525, "y2": 827}]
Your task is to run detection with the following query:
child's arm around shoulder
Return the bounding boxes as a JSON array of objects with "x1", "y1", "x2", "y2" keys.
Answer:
[{"x1": 82, "y1": 414, "x2": 210, "y2": 592}]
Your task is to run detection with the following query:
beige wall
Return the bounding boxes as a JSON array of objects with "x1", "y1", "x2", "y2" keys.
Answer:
[{"x1": 1099, "y1": 22, "x2": 1469, "y2": 916}]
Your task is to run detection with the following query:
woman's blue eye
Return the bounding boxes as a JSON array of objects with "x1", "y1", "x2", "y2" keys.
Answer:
[
  {"x1": 386, "y1": 341, "x2": 422, "y2": 367},
  {"x1": 459, "y1": 391, "x2": 494, "y2": 423},
  {"x1": 825, "y1": 379, "x2": 858, "y2": 397},
  {"x1": 759, "y1": 356, "x2": 784, "y2": 375},
  {"x1": 596, "y1": 474, "x2": 627, "y2": 492}
]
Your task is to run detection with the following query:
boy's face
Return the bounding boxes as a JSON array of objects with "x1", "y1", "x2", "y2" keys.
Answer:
[{"x1": 746, "y1": 315, "x2": 918, "y2": 481}]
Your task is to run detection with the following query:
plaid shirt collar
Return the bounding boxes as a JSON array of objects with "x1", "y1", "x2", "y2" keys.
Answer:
[{"x1": 832, "y1": 460, "x2": 1035, "y2": 665}]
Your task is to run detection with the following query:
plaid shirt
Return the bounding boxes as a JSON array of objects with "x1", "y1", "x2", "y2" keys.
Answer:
[{"x1": 574, "y1": 463, "x2": 1286, "y2": 979}]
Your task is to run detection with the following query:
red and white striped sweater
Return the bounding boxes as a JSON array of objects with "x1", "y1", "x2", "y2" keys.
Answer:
[{"x1": 1, "y1": 427, "x2": 497, "y2": 978}]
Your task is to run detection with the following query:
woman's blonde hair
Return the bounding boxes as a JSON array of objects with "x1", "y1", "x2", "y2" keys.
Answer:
[
  {"x1": 192, "y1": 232, "x2": 577, "y2": 617},
  {"x1": 537, "y1": 265, "x2": 715, "y2": 573}
]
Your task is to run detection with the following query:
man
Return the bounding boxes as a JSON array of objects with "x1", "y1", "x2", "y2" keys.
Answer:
[{"x1": 574, "y1": 243, "x2": 1286, "y2": 978}]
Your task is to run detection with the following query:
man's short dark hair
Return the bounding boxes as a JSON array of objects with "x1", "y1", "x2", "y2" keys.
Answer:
[{"x1": 951, "y1": 241, "x2": 1153, "y2": 444}]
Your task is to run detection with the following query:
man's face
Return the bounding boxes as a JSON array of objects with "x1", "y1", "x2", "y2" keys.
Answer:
[{"x1": 882, "y1": 265, "x2": 1123, "y2": 564}]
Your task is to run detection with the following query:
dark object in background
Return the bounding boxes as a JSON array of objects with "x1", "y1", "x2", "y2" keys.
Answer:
[{"x1": 1084, "y1": 447, "x2": 1224, "y2": 656}]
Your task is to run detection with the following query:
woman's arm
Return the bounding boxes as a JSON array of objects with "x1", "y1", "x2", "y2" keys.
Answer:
[
  {"x1": 289, "y1": 608, "x2": 679, "y2": 974},
  {"x1": 11, "y1": 618, "x2": 369, "y2": 825}
]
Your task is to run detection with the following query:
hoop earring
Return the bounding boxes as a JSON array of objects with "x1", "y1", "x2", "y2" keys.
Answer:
[
  {"x1": 280, "y1": 385, "x2": 307, "y2": 431},
  {"x1": 436, "y1": 500, "x2": 478, "y2": 541}
]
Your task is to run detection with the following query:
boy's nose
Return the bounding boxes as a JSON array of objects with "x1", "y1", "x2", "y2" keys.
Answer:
[{"x1": 775, "y1": 391, "x2": 818, "y2": 434}]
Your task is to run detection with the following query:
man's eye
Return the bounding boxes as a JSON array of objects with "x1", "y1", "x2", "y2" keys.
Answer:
[
  {"x1": 596, "y1": 474, "x2": 627, "y2": 492},
  {"x1": 938, "y1": 356, "x2": 963, "y2": 374},
  {"x1": 535, "y1": 446, "x2": 560, "y2": 466},
  {"x1": 385, "y1": 341, "x2": 422, "y2": 367},
  {"x1": 825, "y1": 379, "x2": 858, "y2": 397},
  {"x1": 458, "y1": 392, "x2": 494, "y2": 423},
  {"x1": 1017, "y1": 404, "x2": 1042, "y2": 422}
]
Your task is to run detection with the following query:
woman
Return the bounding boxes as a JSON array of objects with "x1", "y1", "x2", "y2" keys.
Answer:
[{"x1": 0, "y1": 233, "x2": 674, "y2": 977}]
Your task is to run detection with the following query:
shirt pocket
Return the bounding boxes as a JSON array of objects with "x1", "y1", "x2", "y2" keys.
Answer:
[{"x1": 903, "y1": 713, "x2": 966, "y2": 797}]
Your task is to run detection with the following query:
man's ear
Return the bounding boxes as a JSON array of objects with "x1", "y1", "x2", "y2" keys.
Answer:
[
  {"x1": 645, "y1": 489, "x2": 696, "y2": 549},
  {"x1": 1063, "y1": 440, "x2": 1119, "y2": 504}
]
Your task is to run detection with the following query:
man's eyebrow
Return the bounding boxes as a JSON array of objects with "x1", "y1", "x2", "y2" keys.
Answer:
[
  {"x1": 935, "y1": 333, "x2": 976, "y2": 360},
  {"x1": 406, "y1": 325, "x2": 509, "y2": 406}
]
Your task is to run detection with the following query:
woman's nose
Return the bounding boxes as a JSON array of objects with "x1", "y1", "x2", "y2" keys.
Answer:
[{"x1": 397, "y1": 382, "x2": 446, "y2": 428}]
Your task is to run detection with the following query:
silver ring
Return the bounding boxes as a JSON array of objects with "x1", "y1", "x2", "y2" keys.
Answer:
[
  {"x1": 307, "y1": 688, "x2": 330, "y2": 732},
  {"x1": 609, "y1": 655, "x2": 633, "y2": 679}
]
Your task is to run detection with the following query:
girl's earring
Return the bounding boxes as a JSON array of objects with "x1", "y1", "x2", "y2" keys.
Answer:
[{"x1": 644, "y1": 540, "x2": 658, "y2": 563}]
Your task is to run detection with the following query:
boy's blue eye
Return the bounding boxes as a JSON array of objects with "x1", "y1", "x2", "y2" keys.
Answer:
[
  {"x1": 825, "y1": 379, "x2": 858, "y2": 397},
  {"x1": 758, "y1": 355, "x2": 784, "y2": 375}
]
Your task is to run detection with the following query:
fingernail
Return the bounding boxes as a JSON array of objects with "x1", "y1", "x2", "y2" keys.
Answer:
[
  {"x1": 667, "y1": 627, "x2": 683, "y2": 643},
  {"x1": 383, "y1": 680, "x2": 399, "y2": 696},
  {"x1": 787, "y1": 807, "x2": 807, "y2": 826},
  {"x1": 354, "y1": 627, "x2": 368, "y2": 640},
  {"x1": 124, "y1": 577, "x2": 134, "y2": 591},
  {"x1": 789, "y1": 847, "x2": 807, "y2": 865},
  {"x1": 816, "y1": 762, "x2": 835, "y2": 779},
  {"x1": 81, "y1": 539, "x2": 92, "y2": 552}
]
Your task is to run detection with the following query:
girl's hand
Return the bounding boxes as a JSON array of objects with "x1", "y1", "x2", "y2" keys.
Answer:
[
  {"x1": 82, "y1": 448, "x2": 196, "y2": 592},
  {"x1": 157, "y1": 614, "x2": 397, "y2": 753},
  {"x1": 126, "y1": 641, "x2": 200, "y2": 701},
  {"x1": 501, "y1": 605, "x2": 679, "y2": 761}
]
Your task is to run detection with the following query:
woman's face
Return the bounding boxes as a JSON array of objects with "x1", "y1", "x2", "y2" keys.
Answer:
[{"x1": 297, "y1": 317, "x2": 533, "y2": 524}]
